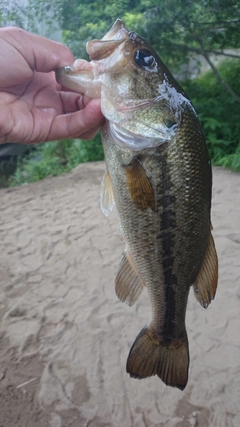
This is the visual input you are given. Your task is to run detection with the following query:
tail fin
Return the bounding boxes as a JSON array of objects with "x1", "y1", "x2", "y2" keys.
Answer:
[{"x1": 126, "y1": 326, "x2": 189, "y2": 390}]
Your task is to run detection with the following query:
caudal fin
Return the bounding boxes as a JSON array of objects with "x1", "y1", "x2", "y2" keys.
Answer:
[{"x1": 126, "y1": 326, "x2": 189, "y2": 390}]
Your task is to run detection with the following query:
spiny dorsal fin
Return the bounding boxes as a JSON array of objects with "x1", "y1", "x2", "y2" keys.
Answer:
[
  {"x1": 193, "y1": 231, "x2": 218, "y2": 308},
  {"x1": 100, "y1": 170, "x2": 114, "y2": 217},
  {"x1": 115, "y1": 250, "x2": 144, "y2": 306},
  {"x1": 123, "y1": 157, "x2": 155, "y2": 211}
]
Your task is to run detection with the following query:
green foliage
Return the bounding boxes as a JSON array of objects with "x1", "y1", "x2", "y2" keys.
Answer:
[
  {"x1": 182, "y1": 59, "x2": 240, "y2": 170},
  {"x1": 218, "y1": 145, "x2": 240, "y2": 171},
  {"x1": 10, "y1": 135, "x2": 104, "y2": 186},
  {"x1": 25, "y1": 0, "x2": 60, "y2": 36},
  {"x1": 57, "y1": 0, "x2": 240, "y2": 71},
  {"x1": 0, "y1": 1, "x2": 26, "y2": 28}
]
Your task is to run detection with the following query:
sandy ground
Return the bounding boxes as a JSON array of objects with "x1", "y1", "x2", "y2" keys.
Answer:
[{"x1": 0, "y1": 162, "x2": 240, "y2": 427}]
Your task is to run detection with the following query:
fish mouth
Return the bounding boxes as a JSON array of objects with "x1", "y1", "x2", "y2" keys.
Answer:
[
  {"x1": 55, "y1": 19, "x2": 130, "y2": 93},
  {"x1": 56, "y1": 59, "x2": 93, "y2": 82},
  {"x1": 55, "y1": 60, "x2": 101, "y2": 98},
  {"x1": 86, "y1": 19, "x2": 130, "y2": 60}
]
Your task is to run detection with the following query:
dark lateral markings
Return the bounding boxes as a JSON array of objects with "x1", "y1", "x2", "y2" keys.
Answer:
[{"x1": 160, "y1": 207, "x2": 178, "y2": 339}]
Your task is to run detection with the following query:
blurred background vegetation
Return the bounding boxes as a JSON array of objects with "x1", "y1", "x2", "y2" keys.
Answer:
[{"x1": 0, "y1": 0, "x2": 240, "y2": 187}]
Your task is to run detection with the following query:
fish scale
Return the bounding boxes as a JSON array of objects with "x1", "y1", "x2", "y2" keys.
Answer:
[{"x1": 56, "y1": 18, "x2": 218, "y2": 390}]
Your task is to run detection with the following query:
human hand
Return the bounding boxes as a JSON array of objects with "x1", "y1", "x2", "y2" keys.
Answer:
[{"x1": 0, "y1": 27, "x2": 104, "y2": 144}]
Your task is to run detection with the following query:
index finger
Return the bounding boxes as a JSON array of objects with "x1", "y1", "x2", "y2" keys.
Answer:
[{"x1": 0, "y1": 27, "x2": 76, "y2": 73}]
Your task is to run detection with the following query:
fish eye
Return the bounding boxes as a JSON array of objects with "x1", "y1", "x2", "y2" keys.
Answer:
[{"x1": 134, "y1": 49, "x2": 155, "y2": 69}]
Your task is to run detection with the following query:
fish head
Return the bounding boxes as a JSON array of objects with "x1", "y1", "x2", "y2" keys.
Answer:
[
  {"x1": 56, "y1": 19, "x2": 190, "y2": 150},
  {"x1": 56, "y1": 19, "x2": 163, "y2": 96}
]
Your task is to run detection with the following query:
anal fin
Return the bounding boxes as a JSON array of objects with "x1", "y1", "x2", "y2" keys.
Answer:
[
  {"x1": 193, "y1": 231, "x2": 218, "y2": 308},
  {"x1": 100, "y1": 170, "x2": 114, "y2": 217},
  {"x1": 115, "y1": 250, "x2": 144, "y2": 306}
]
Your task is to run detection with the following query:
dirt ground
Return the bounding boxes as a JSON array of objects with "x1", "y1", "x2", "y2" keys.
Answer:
[{"x1": 0, "y1": 162, "x2": 240, "y2": 427}]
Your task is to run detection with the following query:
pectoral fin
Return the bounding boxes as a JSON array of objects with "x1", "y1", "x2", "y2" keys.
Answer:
[
  {"x1": 115, "y1": 250, "x2": 144, "y2": 306},
  {"x1": 123, "y1": 157, "x2": 155, "y2": 211},
  {"x1": 193, "y1": 231, "x2": 218, "y2": 308},
  {"x1": 100, "y1": 170, "x2": 114, "y2": 217}
]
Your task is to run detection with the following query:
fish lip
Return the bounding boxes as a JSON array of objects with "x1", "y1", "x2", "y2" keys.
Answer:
[
  {"x1": 55, "y1": 65, "x2": 74, "y2": 84},
  {"x1": 86, "y1": 19, "x2": 130, "y2": 60},
  {"x1": 55, "y1": 60, "x2": 94, "y2": 88},
  {"x1": 86, "y1": 39, "x2": 124, "y2": 60},
  {"x1": 101, "y1": 19, "x2": 129, "y2": 42}
]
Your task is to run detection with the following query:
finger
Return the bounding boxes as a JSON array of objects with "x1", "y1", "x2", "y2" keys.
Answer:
[
  {"x1": 76, "y1": 125, "x2": 103, "y2": 141},
  {"x1": 1, "y1": 27, "x2": 75, "y2": 74},
  {"x1": 58, "y1": 91, "x2": 86, "y2": 114},
  {"x1": 46, "y1": 98, "x2": 104, "y2": 141}
]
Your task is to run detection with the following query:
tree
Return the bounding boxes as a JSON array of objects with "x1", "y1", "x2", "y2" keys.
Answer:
[
  {"x1": 58, "y1": 0, "x2": 240, "y2": 100},
  {"x1": 2, "y1": 0, "x2": 240, "y2": 99},
  {"x1": 0, "y1": 1, "x2": 26, "y2": 28}
]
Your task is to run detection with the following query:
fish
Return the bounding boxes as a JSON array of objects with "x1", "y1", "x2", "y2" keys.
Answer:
[{"x1": 55, "y1": 19, "x2": 218, "y2": 390}]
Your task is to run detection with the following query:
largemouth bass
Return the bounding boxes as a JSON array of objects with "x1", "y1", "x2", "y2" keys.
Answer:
[{"x1": 56, "y1": 19, "x2": 218, "y2": 390}]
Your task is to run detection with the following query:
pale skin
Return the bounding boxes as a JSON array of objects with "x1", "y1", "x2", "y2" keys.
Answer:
[{"x1": 0, "y1": 27, "x2": 104, "y2": 144}]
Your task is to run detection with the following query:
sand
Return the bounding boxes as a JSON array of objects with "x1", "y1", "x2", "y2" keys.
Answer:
[{"x1": 0, "y1": 162, "x2": 239, "y2": 427}]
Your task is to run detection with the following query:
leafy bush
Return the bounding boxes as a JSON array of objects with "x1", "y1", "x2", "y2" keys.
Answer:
[
  {"x1": 182, "y1": 60, "x2": 240, "y2": 170},
  {"x1": 218, "y1": 145, "x2": 240, "y2": 172},
  {"x1": 9, "y1": 134, "x2": 104, "y2": 186}
]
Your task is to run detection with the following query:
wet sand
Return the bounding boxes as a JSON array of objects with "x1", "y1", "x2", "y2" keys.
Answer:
[{"x1": 0, "y1": 163, "x2": 240, "y2": 427}]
